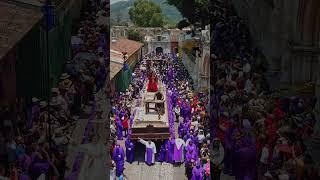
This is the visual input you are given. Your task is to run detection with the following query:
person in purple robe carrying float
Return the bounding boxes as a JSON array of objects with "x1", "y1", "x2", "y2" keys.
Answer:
[
  {"x1": 125, "y1": 136, "x2": 135, "y2": 164},
  {"x1": 173, "y1": 138, "x2": 186, "y2": 163},
  {"x1": 112, "y1": 142, "x2": 125, "y2": 177},
  {"x1": 138, "y1": 138, "x2": 157, "y2": 166},
  {"x1": 158, "y1": 140, "x2": 167, "y2": 163},
  {"x1": 165, "y1": 137, "x2": 175, "y2": 163},
  {"x1": 192, "y1": 160, "x2": 204, "y2": 180}
]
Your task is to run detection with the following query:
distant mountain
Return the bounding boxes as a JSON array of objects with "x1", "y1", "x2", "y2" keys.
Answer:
[
  {"x1": 111, "y1": 0, "x2": 129, "y2": 4},
  {"x1": 110, "y1": 0, "x2": 134, "y2": 23},
  {"x1": 110, "y1": 0, "x2": 183, "y2": 25}
]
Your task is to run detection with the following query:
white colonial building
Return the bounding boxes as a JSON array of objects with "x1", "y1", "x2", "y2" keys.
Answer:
[{"x1": 146, "y1": 31, "x2": 171, "y2": 54}]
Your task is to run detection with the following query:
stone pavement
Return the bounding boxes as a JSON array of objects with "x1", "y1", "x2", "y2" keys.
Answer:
[
  {"x1": 123, "y1": 162, "x2": 187, "y2": 180},
  {"x1": 65, "y1": 88, "x2": 111, "y2": 178},
  {"x1": 65, "y1": 105, "x2": 93, "y2": 177}
]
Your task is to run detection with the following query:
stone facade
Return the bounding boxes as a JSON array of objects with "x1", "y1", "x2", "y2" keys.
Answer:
[
  {"x1": 111, "y1": 26, "x2": 184, "y2": 54},
  {"x1": 231, "y1": 0, "x2": 320, "y2": 89},
  {"x1": 179, "y1": 26, "x2": 210, "y2": 91},
  {"x1": 199, "y1": 27, "x2": 210, "y2": 90},
  {"x1": 111, "y1": 26, "x2": 164, "y2": 39},
  {"x1": 146, "y1": 31, "x2": 171, "y2": 54}
]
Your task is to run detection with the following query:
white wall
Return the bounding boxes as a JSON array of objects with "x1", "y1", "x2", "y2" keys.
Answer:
[{"x1": 147, "y1": 42, "x2": 171, "y2": 54}]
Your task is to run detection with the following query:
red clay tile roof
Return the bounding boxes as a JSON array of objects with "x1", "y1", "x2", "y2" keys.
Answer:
[
  {"x1": 110, "y1": 38, "x2": 143, "y2": 57},
  {"x1": 110, "y1": 50, "x2": 124, "y2": 79},
  {"x1": 0, "y1": 1, "x2": 42, "y2": 60},
  {"x1": 110, "y1": 50, "x2": 124, "y2": 62}
]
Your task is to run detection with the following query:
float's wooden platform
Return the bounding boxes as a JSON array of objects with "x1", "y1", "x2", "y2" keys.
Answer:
[{"x1": 131, "y1": 82, "x2": 170, "y2": 140}]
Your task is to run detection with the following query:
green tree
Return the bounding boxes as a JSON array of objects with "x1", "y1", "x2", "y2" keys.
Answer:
[
  {"x1": 150, "y1": 13, "x2": 164, "y2": 27},
  {"x1": 127, "y1": 29, "x2": 143, "y2": 42},
  {"x1": 129, "y1": 0, "x2": 165, "y2": 27},
  {"x1": 166, "y1": 0, "x2": 209, "y2": 29}
]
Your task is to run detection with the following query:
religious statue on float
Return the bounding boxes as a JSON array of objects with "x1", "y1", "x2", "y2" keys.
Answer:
[{"x1": 147, "y1": 71, "x2": 158, "y2": 92}]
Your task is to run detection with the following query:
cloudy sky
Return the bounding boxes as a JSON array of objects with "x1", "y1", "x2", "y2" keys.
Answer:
[{"x1": 111, "y1": 0, "x2": 129, "y2": 4}]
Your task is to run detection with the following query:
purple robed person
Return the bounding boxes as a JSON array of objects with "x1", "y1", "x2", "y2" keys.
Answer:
[
  {"x1": 186, "y1": 141, "x2": 197, "y2": 154},
  {"x1": 165, "y1": 140, "x2": 172, "y2": 163},
  {"x1": 125, "y1": 138, "x2": 135, "y2": 163},
  {"x1": 19, "y1": 174, "x2": 29, "y2": 180},
  {"x1": 192, "y1": 161, "x2": 204, "y2": 180},
  {"x1": 112, "y1": 144, "x2": 125, "y2": 177},
  {"x1": 185, "y1": 103, "x2": 191, "y2": 119},
  {"x1": 30, "y1": 160, "x2": 50, "y2": 178},
  {"x1": 138, "y1": 138, "x2": 157, "y2": 166},
  {"x1": 191, "y1": 134, "x2": 199, "y2": 146},
  {"x1": 28, "y1": 103, "x2": 40, "y2": 129},
  {"x1": 116, "y1": 117, "x2": 123, "y2": 140},
  {"x1": 185, "y1": 149, "x2": 197, "y2": 165},
  {"x1": 178, "y1": 122, "x2": 184, "y2": 138},
  {"x1": 170, "y1": 138, "x2": 176, "y2": 162},
  {"x1": 183, "y1": 132, "x2": 191, "y2": 142},
  {"x1": 233, "y1": 137, "x2": 257, "y2": 180},
  {"x1": 158, "y1": 142, "x2": 166, "y2": 162},
  {"x1": 18, "y1": 154, "x2": 32, "y2": 173},
  {"x1": 173, "y1": 138, "x2": 185, "y2": 163},
  {"x1": 179, "y1": 104, "x2": 185, "y2": 118},
  {"x1": 172, "y1": 92, "x2": 177, "y2": 106}
]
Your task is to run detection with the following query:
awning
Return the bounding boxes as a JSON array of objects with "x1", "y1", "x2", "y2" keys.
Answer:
[{"x1": 0, "y1": 1, "x2": 43, "y2": 60}]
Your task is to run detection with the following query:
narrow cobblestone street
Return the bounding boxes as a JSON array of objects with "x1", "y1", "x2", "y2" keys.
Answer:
[{"x1": 123, "y1": 162, "x2": 186, "y2": 180}]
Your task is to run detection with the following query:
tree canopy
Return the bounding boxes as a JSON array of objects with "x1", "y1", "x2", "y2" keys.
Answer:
[
  {"x1": 129, "y1": 0, "x2": 165, "y2": 27},
  {"x1": 166, "y1": 0, "x2": 209, "y2": 29},
  {"x1": 127, "y1": 29, "x2": 143, "y2": 42}
]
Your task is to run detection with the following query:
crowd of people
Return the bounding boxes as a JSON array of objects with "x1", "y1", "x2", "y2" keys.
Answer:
[
  {"x1": 210, "y1": 3, "x2": 319, "y2": 180},
  {"x1": 165, "y1": 54, "x2": 211, "y2": 180},
  {"x1": 0, "y1": 0, "x2": 109, "y2": 179},
  {"x1": 109, "y1": 52, "x2": 211, "y2": 180},
  {"x1": 109, "y1": 52, "x2": 148, "y2": 179}
]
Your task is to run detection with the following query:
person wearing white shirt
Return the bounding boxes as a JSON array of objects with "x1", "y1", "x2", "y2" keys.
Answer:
[
  {"x1": 197, "y1": 129, "x2": 205, "y2": 144},
  {"x1": 193, "y1": 121, "x2": 199, "y2": 132}
]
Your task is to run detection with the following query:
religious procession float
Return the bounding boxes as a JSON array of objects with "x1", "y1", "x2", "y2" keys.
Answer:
[{"x1": 130, "y1": 69, "x2": 170, "y2": 140}]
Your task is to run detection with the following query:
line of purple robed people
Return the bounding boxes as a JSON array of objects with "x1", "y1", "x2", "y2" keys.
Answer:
[{"x1": 111, "y1": 55, "x2": 207, "y2": 180}]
